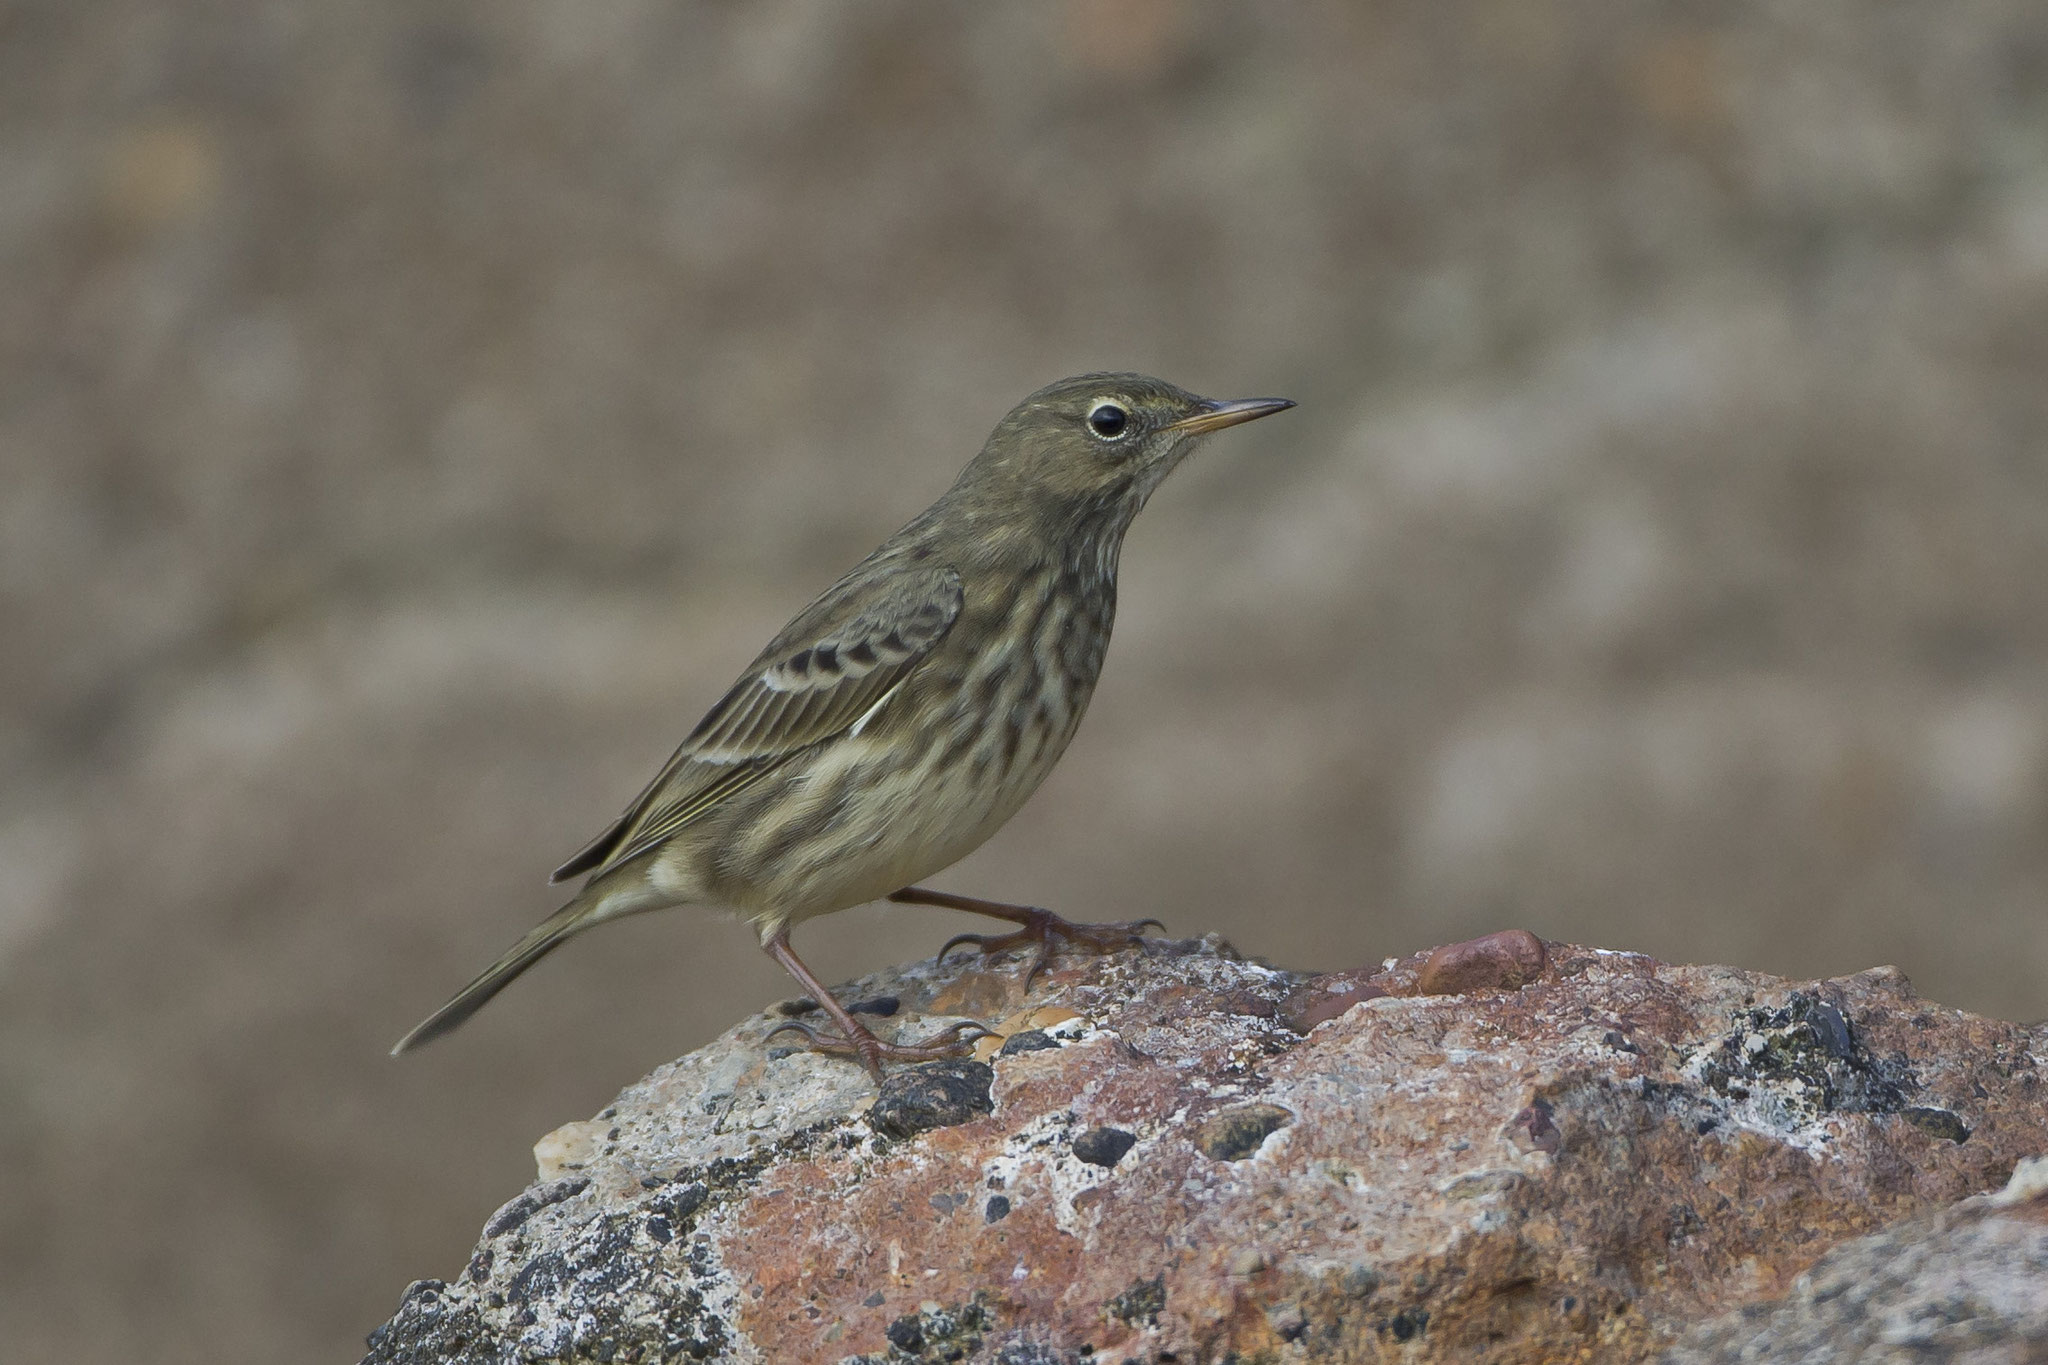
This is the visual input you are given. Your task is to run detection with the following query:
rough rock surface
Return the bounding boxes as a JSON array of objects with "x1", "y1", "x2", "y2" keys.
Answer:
[
  {"x1": 1665, "y1": 1157, "x2": 2048, "y2": 1364},
  {"x1": 364, "y1": 938, "x2": 2048, "y2": 1363}
]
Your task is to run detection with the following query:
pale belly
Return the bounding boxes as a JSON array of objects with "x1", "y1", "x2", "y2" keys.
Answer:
[{"x1": 701, "y1": 696, "x2": 1087, "y2": 931}]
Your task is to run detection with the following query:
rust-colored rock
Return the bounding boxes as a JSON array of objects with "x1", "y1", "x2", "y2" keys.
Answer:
[
  {"x1": 1416, "y1": 928, "x2": 1548, "y2": 996},
  {"x1": 1279, "y1": 927, "x2": 1549, "y2": 1032},
  {"x1": 364, "y1": 937, "x2": 2048, "y2": 1363}
]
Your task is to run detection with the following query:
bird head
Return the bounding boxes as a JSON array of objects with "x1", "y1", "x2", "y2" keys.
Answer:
[{"x1": 956, "y1": 373, "x2": 1294, "y2": 537}]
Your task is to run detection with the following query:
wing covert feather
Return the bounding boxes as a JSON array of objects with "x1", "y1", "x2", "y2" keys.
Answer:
[{"x1": 549, "y1": 563, "x2": 963, "y2": 883}]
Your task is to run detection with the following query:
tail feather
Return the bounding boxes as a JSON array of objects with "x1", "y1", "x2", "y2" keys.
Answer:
[{"x1": 391, "y1": 898, "x2": 595, "y2": 1055}]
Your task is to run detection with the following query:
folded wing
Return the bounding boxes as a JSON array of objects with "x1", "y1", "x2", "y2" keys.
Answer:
[{"x1": 550, "y1": 562, "x2": 964, "y2": 883}]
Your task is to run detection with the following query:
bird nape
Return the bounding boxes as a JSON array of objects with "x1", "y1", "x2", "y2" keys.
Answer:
[{"x1": 393, "y1": 373, "x2": 1295, "y2": 1080}]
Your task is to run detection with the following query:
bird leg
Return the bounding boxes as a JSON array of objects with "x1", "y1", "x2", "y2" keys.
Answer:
[
  {"x1": 760, "y1": 928, "x2": 989, "y2": 1081},
  {"x1": 888, "y1": 886, "x2": 1165, "y2": 988}
]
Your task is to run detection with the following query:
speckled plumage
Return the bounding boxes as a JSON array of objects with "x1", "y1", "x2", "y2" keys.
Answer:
[{"x1": 394, "y1": 373, "x2": 1292, "y2": 1073}]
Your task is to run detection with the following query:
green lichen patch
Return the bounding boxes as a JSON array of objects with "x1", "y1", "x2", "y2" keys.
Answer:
[
  {"x1": 1689, "y1": 992, "x2": 1918, "y2": 1130},
  {"x1": 363, "y1": 1119, "x2": 853, "y2": 1364},
  {"x1": 1107, "y1": 1273, "x2": 1166, "y2": 1326}
]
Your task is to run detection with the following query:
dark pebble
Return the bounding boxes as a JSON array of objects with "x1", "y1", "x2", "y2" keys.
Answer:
[
  {"x1": 1072, "y1": 1126, "x2": 1138, "y2": 1168},
  {"x1": 869, "y1": 1060, "x2": 996, "y2": 1140},
  {"x1": 1389, "y1": 1307, "x2": 1428, "y2": 1341},
  {"x1": 998, "y1": 1030, "x2": 1059, "y2": 1056},
  {"x1": 886, "y1": 1315, "x2": 926, "y2": 1351},
  {"x1": 1901, "y1": 1106, "x2": 1971, "y2": 1142}
]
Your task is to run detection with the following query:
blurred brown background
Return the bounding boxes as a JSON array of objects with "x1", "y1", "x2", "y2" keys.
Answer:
[{"x1": 4, "y1": 0, "x2": 2046, "y2": 1359}]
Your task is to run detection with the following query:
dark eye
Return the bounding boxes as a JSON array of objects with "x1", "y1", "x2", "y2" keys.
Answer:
[{"x1": 1087, "y1": 402, "x2": 1129, "y2": 440}]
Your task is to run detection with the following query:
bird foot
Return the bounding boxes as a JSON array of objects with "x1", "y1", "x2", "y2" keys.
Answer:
[
  {"x1": 937, "y1": 908, "x2": 1166, "y2": 988},
  {"x1": 763, "y1": 1017, "x2": 992, "y2": 1082}
]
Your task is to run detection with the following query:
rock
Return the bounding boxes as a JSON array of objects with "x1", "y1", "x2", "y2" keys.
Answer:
[
  {"x1": 364, "y1": 936, "x2": 2048, "y2": 1363},
  {"x1": 868, "y1": 1061, "x2": 996, "y2": 1142},
  {"x1": 995, "y1": 1030, "x2": 1060, "y2": 1058},
  {"x1": 1665, "y1": 1157, "x2": 2048, "y2": 1363},
  {"x1": 1193, "y1": 1102, "x2": 1295, "y2": 1161},
  {"x1": 1069, "y1": 1126, "x2": 1138, "y2": 1169},
  {"x1": 1416, "y1": 928, "x2": 1550, "y2": 997}
]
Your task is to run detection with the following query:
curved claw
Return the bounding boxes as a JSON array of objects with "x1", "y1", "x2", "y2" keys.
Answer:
[
  {"x1": 763, "y1": 1018, "x2": 834, "y2": 1048},
  {"x1": 938, "y1": 930, "x2": 1006, "y2": 961},
  {"x1": 1132, "y1": 917, "x2": 1167, "y2": 935},
  {"x1": 1020, "y1": 942, "x2": 1059, "y2": 991},
  {"x1": 926, "y1": 1020, "x2": 997, "y2": 1048}
]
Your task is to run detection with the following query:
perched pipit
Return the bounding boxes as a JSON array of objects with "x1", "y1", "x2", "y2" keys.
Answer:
[{"x1": 393, "y1": 374, "x2": 1293, "y2": 1078}]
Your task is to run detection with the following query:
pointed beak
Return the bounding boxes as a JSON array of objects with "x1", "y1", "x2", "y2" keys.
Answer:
[{"x1": 1163, "y1": 396, "x2": 1297, "y2": 435}]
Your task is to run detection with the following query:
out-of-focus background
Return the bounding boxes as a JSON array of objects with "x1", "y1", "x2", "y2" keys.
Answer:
[{"x1": 4, "y1": 0, "x2": 2046, "y2": 1359}]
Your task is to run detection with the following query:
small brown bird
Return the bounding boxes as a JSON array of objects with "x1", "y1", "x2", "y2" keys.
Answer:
[{"x1": 393, "y1": 374, "x2": 1293, "y2": 1077}]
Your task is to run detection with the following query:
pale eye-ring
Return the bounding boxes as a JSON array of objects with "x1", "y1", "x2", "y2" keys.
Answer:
[{"x1": 1087, "y1": 401, "x2": 1130, "y2": 440}]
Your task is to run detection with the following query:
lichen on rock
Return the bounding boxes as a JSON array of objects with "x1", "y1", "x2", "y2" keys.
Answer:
[{"x1": 364, "y1": 935, "x2": 2048, "y2": 1363}]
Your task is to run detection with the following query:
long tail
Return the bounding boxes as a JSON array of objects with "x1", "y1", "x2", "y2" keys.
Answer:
[{"x1": 391, "y1": 895, "x2": 598, "y2": 1055}]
